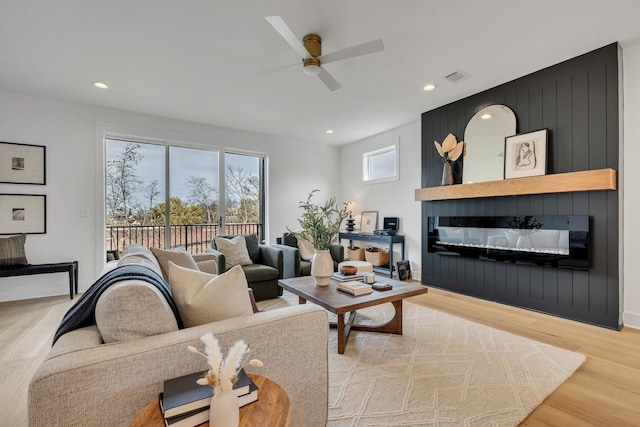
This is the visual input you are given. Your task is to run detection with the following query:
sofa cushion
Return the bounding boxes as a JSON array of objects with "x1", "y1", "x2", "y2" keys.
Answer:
[
  {"x1": 244, "y1": 234, "x2": 261, "y2": 263},
  {"x1": 117, "y1": 244, "x2": 162, "y2": 275},
  {"x1": 241, "y1": 263, "x2": 280, "y2": 282},
  {"x1": 95, "y1": 280, "x2": 179, "y2": 343},
  {"x1": 0, "y1": 234, "x2": 28, "y2": 266},
  {"x1": 150, "y1": 247, "x2": 200, "y2": 279},
  {"x1": 168, "y1": 262, "x2": 253, "y2": 327},
  {"x1": 214, "y1": 235, "x2": 253, "y2": 268}
]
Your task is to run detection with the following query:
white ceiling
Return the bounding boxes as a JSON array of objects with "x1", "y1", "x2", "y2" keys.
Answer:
[{"x1": 1, "y1": 0, "x2": 639, "y2": 145}]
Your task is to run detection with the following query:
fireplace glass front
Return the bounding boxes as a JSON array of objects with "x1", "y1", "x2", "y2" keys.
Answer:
[{"x1": 427, "y1": 216, "x2": 589, "y2": 270}]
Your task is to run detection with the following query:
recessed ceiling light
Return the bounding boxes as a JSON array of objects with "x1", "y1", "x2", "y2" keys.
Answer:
[
  {"x1": 423, "y1": 83, "x2": 436, "y2": 91},
  {"x1": 92, "y1": 81, "x2": 108, "y2": 89},
  {"x1": 481, "y1": 114, "x2": 492, "y2": 120},
  {"x1": 326, "y1": 130, "x2": 334, "y2": 134}
]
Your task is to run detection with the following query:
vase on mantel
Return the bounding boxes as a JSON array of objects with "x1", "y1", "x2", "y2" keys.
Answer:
[
  {"x1": 209, "y1": 388, "x2": 239, "y2": 427},
  {"x1": 441, "y1": 162, "x2": 454, "y2": 185},
  {"x1": 310, "y1": 249, "x2": 334, "y2": 286}
]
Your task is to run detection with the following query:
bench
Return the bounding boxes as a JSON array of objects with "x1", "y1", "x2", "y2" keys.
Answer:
[{"x1": 0, "y1": 261, "x2": 78, "y2": 299}]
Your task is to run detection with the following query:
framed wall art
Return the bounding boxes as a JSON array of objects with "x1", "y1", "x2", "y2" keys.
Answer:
[
  {"x1": 0, "y1": 142, "x2": 46, "y2": 185},
  {"x1": 360, "y1": 211, "x2": 378, "y2": 234},
  {"x1": 504, "y1": 129, "x2": 548, "y2": 179},
  {"x1": 0, "y1": 194, "x2": 46, "y2": 234}
]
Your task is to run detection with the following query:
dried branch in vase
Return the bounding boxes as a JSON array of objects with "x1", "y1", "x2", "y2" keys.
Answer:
[{"x1": 434, "y1": 133, "x2": 466, "y2": 164}]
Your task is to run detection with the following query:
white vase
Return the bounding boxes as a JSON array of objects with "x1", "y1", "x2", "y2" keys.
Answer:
[
  {"x1": 209, "y1": 388, "x2": 239, "y2": 427},
  {"x1": 311, "y1": 249, "x2": 334, "y2": 286}
]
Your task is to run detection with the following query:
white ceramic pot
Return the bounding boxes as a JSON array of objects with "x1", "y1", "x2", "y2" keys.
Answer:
[
  {"x1": 209, "y1": 388, "x2": 239, "y2": 427},
  {"x1": 311, "y1": 249, "x2": 334, "y2": 286}
]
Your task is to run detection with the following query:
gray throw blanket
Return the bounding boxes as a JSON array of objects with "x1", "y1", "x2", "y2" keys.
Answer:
[{"x1": 53, "y1": 264, "x2": 183, "y2": 345}]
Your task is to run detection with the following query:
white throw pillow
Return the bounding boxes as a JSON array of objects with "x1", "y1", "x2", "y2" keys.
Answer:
[
  {"x1": 168, "y1": 262, "x2": 253, "y2": 327},
  {"x1": 297, "y1": 237, "x2": 316, "y2": 261},
  {"x1": 214, "y1": 235, "x2": 253, "y2": 268}
]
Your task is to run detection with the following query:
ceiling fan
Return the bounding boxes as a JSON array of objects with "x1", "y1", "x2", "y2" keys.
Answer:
[{"x1": 261, "y1": 16, "x2": 384, "y2": 91}]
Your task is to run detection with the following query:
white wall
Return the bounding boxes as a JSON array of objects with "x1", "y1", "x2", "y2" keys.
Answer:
[
  {"x1": 622, "y1": 43, "x2": 640, "y2": 329},
  {"x1": 338, "y1": 120, "x2": 422, "y2": 278},
  {"x1": 0, "y1": 89, "x2": 340, "y2": 301}
]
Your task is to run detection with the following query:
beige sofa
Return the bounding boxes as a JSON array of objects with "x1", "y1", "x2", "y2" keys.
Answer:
[{"x1": 28, "y1": 246, "x2": 329, "y2": 426}]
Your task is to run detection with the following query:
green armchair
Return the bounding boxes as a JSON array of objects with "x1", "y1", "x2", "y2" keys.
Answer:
[
  {"x1": 206, "y1": 234, "x2": 284, "y2": 301},
  {"x1": 274, "y1": 233, "x2": 344, "y2": 279}
]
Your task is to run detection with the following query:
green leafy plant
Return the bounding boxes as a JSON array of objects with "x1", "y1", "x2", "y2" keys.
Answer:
[{"x1": 292, "y1": 190, "x2": 349, "y2": 250}]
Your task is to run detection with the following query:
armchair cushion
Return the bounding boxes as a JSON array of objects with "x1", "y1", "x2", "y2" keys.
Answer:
[
  {"x1": 168, "y1": 262, "x2": 253, "y2": 327},
  {"x1": 214, "y1": 235, "x2": 253, "y2": 267},
  {"x1": 297, "y1": 237, "x2": 315, "y2": 261}
]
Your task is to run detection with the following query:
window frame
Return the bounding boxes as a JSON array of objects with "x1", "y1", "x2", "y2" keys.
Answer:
[{"x1": 362, "y1": 140, "x2": 399, "y2": 184}]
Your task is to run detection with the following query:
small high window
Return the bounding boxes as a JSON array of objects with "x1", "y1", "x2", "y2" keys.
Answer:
[{"x1": 362, "y1": 142, "x2": 399, "y2": 183}]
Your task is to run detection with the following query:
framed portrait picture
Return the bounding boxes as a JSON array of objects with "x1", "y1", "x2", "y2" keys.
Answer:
[
  {"x1": 360, "y1": 211, "x2": 378, "y2": 234},
  {"x1": 504, "y1": 129, "x2": 547, "y2": 179},
  {"x1": 0, "y1": 142, "x2": 46, "y2": 185},
  {"x1": 0, "y1": 194, "x2": 46, "y2": 234}
]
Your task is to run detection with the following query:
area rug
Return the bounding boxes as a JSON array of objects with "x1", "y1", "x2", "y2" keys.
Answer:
[{"x1": 258, "y1": 291, "x2": 586, "y2": 427}]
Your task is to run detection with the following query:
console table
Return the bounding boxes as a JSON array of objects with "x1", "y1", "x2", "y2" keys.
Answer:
[{"x1": 339, "y1": 232, "x2": 405, "y2": 278}]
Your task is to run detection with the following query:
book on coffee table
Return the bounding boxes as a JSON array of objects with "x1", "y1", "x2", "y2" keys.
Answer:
[
  {"x1": 331, "y1": 272, "x2": 364, "y2": 282},
  {"x1": 337, "y1": 281, "x2": 373, "y2": 296}
]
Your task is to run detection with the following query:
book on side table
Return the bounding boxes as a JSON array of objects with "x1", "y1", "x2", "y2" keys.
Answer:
[{"x1": 161, "y1": 369, "x2": 258, "y2": 419}]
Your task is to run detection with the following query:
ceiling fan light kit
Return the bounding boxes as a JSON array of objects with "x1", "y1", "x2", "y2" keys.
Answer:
[{"x1": 264, "y1": 16, "x2": 384, "y2": 91}]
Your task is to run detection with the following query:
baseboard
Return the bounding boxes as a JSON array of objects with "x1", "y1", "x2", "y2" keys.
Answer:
[{"x1": 622, "y1": 310, "x2": 640, "y2": 330}]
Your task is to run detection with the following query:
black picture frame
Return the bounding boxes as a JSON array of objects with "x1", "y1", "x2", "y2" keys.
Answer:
[
  {"x1": 0, "y1": 194, "x2": 46, "y2": 234},
  {"x1": 0, "y1": 141, "x2": 46, "y2": 185}
]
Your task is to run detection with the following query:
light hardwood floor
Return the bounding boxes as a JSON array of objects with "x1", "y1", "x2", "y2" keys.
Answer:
[{"x1": 1, "y1": 287, "x2": 639, "y2": 426}]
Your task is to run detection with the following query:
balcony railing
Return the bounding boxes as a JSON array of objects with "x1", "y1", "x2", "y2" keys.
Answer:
[{"x1": 106, "y1": 223, "x2": 262, "y2": 254}]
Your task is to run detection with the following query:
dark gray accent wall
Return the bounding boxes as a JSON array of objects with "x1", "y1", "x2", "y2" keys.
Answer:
[{"x1": 421, "y1": 44, "x2": 619, "y2": 329}]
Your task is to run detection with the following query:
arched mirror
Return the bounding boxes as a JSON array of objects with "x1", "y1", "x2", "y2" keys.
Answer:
[{"x1": 462, "y1": 105, "x2": 517, "y2": 184}]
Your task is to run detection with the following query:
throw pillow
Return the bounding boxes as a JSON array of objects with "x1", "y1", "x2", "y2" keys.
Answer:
[
  {"x1": 214, "y1": 235, "x2": 253, "y2": 268},
  {"x1": 0, "y1": 234, "x2": 29, "y2": 266},
  {"x1": 168, "y1": 262, "x2": 254, "y2": 327},
  {"x1": 150, "y1": 247, "x2": 200, "y2": 280},
  {"x1": 297, "y1": 237, "x2": 316, "y2": 261}
]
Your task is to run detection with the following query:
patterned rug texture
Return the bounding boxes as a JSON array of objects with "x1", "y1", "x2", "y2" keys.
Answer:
[{"x1": 258, "y1": 291, "x2": 586, "y2": 427}]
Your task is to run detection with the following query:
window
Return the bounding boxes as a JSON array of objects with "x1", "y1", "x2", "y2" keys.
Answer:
[
  {"x1": 105, "y1": 138, "x2": 264, "y2": 254},
  {"x1": 362, "y1": 142, "x2": 399, "y2": 183}
]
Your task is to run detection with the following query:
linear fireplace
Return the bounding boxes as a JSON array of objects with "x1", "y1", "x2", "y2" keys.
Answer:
[{"x1": 427, "y1": 216, "x2": 589, "y2": 270}]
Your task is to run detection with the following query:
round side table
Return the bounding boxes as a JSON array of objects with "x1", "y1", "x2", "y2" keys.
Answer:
[{"x1": 129, "y1": 374, "x2": 290, "y2": 427}]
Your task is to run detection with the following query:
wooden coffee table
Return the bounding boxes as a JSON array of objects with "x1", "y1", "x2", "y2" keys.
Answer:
[
  {"x1": 278, "y1": 276, "x2": 428, "y2": 354},
  {"x1": 129, "y1": 374, "x2": 290, "y2": 427}
]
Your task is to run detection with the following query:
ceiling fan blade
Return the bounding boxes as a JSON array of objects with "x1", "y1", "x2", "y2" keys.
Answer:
[
  {"x1": 251, "y1": 62, "x2": 299, "y2": 76},
  {"x1": 317, "y1": 67, "x2": 342, "y2": 91},
  {"x1": 320, "y1": 39, "x2": 384, "y2": 65},
  {"x1": 265, "y1": 16, "x2": 310, "y2": 59}
]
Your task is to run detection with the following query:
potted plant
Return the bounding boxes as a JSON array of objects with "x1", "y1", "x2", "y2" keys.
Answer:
[{"x1": 292, "y1": 190, "x2": 349, "y2": 286}]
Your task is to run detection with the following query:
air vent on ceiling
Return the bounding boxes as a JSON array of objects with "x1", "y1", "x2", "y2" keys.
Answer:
[{"x1": 444, "y1": 70, "x2": 470, "y2": 84}]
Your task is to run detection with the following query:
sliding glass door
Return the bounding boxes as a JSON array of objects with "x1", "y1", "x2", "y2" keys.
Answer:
[{"x1": 105, "y1": 138, "x2": 264, "y2": 254}]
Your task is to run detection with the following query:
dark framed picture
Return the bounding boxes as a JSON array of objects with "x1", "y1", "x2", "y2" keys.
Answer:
[
  {"x1": 504, "y1": 129, "x2": 547, "y2": 179},
  {"x1": 0, "y1": 142, "x2": 46, "y2": 185},
  {"x1": 0, "y1": 194, "x2": 46, "y2": 234},
  {"x1": 360, "y1": 211, "x2": 378, "y2": 233}
]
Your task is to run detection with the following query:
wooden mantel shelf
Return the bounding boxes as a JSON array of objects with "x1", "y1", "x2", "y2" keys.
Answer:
[{"x1": 414, "y1": 168, "x2": 617, "y2": 201}]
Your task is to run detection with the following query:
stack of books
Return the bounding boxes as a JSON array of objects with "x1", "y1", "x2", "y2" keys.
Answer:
[
  {"x1": 159, "y1": 369, "x2": 258, "y2": 426},
  {"x1": 336, "y1": 281, "x2": 373, "y2": 296},
  {"x1": 331, "y1": 272, "x2": 364, "y2": 282}
]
